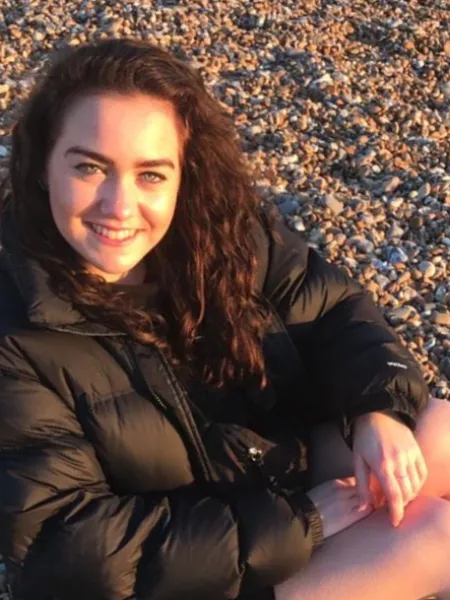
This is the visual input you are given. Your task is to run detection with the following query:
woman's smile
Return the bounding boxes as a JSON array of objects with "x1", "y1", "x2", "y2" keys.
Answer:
[{"x1": 86, "y1": 221, "x2": 142, "y2": 246}]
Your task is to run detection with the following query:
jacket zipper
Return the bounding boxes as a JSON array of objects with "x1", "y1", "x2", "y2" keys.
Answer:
[
  {"x1": 154, "y1": 348, "x2": 216, "y2": 483},
  {"x1": 242, "y1": 445, "x2": 283, "y2": 494},
  {"x1": 124, "y1": 343, "x2": 215, "y2": 483}
]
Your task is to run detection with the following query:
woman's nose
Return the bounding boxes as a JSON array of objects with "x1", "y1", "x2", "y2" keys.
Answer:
[{"x1": 99, "y1": 178, "x2": 137, "y2": 220}]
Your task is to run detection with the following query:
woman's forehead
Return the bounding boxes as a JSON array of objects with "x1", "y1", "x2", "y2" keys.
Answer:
[{"x1": 54, "y1": 93, "x2": 184, "y2": 166}]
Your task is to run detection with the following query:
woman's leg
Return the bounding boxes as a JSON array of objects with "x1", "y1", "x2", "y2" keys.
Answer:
[
  {"x1": 277, "y1": 495, "x2": 450, "y2": 600},
  {"x1": 299, "y1": 399, "x2": 450, "y2": 600},
  {"x1": 413, "y1": 397, "x2": 450, "y2": 499}
]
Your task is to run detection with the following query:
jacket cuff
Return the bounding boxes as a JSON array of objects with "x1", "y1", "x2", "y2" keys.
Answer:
[
  {"x1": 342, "y1": 391, "x2": 419, "y2": 448},
  {"x1": 283, "y1": 490, "x2": 324, "y2": 552}
]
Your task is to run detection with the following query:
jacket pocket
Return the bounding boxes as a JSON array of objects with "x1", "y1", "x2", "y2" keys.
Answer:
[{"x1": 201, "y1": 422, "x2": 308, "y2": 493}]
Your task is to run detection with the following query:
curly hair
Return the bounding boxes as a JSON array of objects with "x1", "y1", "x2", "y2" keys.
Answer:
[{"x1": 0, "y1": 38, "x2": 272, "y2": 389}]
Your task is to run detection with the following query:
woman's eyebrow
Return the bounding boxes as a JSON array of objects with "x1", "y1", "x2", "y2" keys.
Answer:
[{"x1": 64, "y1": 145, "x2": 176, "y2": 169}]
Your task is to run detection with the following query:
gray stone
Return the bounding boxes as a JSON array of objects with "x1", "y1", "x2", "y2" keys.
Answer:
[
  {"x1": 278, "y1": 199, "x2": 298, "y2": 216},
  {"x1": 387, "y1": 247, "x2": 409, "y2": 264},
  {"x1": 419, "y1": 261, "x2": 437, "y2": 278},
  {"x1": 417, "y1": 183, "x2": 431, "y2": 200},
  {"x1": 374, "y1": 274, "x2": 391, "y2": 290},
  {"x1": 290, "y1": 217, "x2": 306, "y2": 232},
  {"x1": 388, "y1": 306, "x2": 416, "y2": 323},
  {"x1": 440, "y1": 357, "x2": 450, "y2": 379}
]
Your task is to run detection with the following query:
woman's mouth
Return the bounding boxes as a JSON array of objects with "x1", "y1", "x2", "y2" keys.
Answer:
[{"x1": 86, "y1": 222, "x2": 140, "y2": 245}]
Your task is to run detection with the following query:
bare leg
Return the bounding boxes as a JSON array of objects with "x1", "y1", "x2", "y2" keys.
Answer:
[
  {"x1": 277, "y1": 495, "x2": 450, "y2": 600},
  {"x1": 298, "y1": 399, "x2": 450, "y2": 600},
  {"x1": 413, "y1": 398, "x2": 450, "y2": 499}
]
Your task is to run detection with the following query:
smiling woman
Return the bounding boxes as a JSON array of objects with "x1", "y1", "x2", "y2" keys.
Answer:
[
  {"x1": 46, "y1": 94, "x2": 183, "y2": 284},
  {"x1": 1, "y1": 38, "x2": 450, "y2": 600}
]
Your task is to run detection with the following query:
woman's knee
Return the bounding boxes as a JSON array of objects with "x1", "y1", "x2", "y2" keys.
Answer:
[
  {"x1": 404, "y1": 496, "x2": 450, "y2": 551},
  {"x1": 415, "y1": 398, "x2": 450, "y2": 497},
  {"x1": 416, "y1": 397, "x2": 450, "y2": 453}
]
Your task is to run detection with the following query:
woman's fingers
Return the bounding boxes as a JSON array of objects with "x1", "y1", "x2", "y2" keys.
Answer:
[
  {"x1": 377, "y1": 465, "x2": 405, "y2": 527},
  {"x1": 353, "y1": 453, "x2": 372, "y2": 508},
  {"x1": 415, "y1": 451, "x2": 428, "y2": 487},
  {"x1": 406, "y1": 462, "x2": 422, "y2": 498},
  {"x1": 394, "y1": 467, "x2": 414, "y2": 504}
]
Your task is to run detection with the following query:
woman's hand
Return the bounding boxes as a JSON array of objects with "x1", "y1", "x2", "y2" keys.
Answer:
[
  {"x1": 306, "y1": 477, "x2": 374, "y2": 539},
  {"x1": 352, "y1": 411, "x2": 428, "y2": 527}
]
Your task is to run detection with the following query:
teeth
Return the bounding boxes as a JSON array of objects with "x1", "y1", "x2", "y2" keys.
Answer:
[{"x1": 90, "y1": 223, "x2": 136, "y2": 241}]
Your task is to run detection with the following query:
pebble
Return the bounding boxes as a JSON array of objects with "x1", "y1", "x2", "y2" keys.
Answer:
[
  {"x1": 374, "y1": 274, "x2": 391, "y2": 290},
  {"x1": 388, "y1": 306, "x2": 417, "y2": 323},
  {"x1": 0, "y1": 0, "x2": 448, "y2": 403},
  {"x1": 383, "y1": 176, "x2": 402, "y2": 194},
  {"x1": 388, "y1": 222, "x2": 405, "y2": 240},
  {"x1": 419, "y1": 261, "x2": 437, "y2": 278},
  {"x1": 433, "y1": 312, "x2": 450, "y2": 327},
  {"x1": 387, "y1": 247, "x2": 409, "y2": 264},
  {"x1": 324, "y1": 194, "x2": 344, "y2": 215}
]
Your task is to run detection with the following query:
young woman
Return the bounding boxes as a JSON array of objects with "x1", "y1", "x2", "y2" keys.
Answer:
[{"x1": 0, "y1": 38, "x2": 449, "y2": 600}]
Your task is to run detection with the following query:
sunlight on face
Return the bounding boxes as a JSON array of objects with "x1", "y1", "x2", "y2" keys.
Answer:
[{"x1": 46, "y1": 93, "x2": 183, "y2": 284}]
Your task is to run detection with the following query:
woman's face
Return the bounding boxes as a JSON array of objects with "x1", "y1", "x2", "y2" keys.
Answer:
[{"x1": 46, "y1": 93, "x2": 183, "y2": 284}]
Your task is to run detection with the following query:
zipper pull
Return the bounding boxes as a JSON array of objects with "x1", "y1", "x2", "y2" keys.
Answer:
[
  {"x1": 247, "y1": 446, "x2": 264, "y2": 465},
  {"x1": 247, "y1": 446, "x2": 282, "y2": 493}
]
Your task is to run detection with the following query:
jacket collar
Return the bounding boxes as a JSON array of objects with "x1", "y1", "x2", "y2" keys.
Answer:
[
  {"x1": 0, "y1": 247, "x2": 120, "y2": 336},
  {"x1": 0, "y1": 207, "x2": 122, "y2": 336},
  {"x1": 0, "y1": 213, "x2": 269, "y2": 336}
]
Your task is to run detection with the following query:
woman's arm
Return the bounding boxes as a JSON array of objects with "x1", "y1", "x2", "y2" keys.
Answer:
[
  {"x1": 0, "y1": 369, "x2": 316, "y2": 600},
  {"x1": 258, "y1": 217, "x2": 428, "y2": 439}
]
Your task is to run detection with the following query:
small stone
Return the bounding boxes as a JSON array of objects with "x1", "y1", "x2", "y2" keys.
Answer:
[
  {"x1": 389, "y1": 197, "x2": 404, "y2": 210},
  {"x1": 388, "y1": 222, "x2": 405, "y2": 240},
  {"x1": 435, "y1": 285, "x2": 449, "y2": 303},
  {"x1": 433, "y1": 312, "x2": 450, "y2": 327},
  {"x1": 324, "y1": 194, "x2": 344, "y2": 215},
  {"x1": 290, "y1": 217, "x2": 306, "y2": 232},
  {"x1": 387, "y1": 247, "x2": 409, "y2": 264},
  {"x1": 374, "y1": 274, "x2": 391, "y2": 290},
  {"x1": 441, "y1": 81, "x2": 450, "y2": 99},
  {"x1": 382, "y1": 176, "x2": 402, "y2": 194},
  {"x1": 309, "y1": 228, "x2": 326, "y2": 245},
  {"x1": 278, "y1": 199, "x2": 298, "y2": 216},
  {"x1": 348, "y1": 236, "x2": 374, "y2": 253},
  {"x1": 424, "y1": 337, "x2": 436, "y2": 351},
  {"x1": 417, "y1": 183, "x2": 431, "y2": 200},
  {"x1": 388, "y1": 306, "x2": 416, "y2": 323},
  {"x1": 440, "y1": 357, "x2": 450, "y2": 379},
  {"x1": 410, "y1": 215, "x2": 424, "y2": 229},
  {"x1": 419, "y1": 261, "x2": 437, "y2": 278}
]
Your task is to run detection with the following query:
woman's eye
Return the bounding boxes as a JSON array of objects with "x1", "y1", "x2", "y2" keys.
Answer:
[
  {"x1": 75, "y1": 163, "x2": 103, "y2": 175},
  {"x1": 140, "y1": 172, "x2": 165, "y2": 183}
]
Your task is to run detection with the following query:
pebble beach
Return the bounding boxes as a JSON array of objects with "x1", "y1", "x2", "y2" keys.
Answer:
[{"x1": 0, "y1": 0, "x2": 450, "y2": 399}]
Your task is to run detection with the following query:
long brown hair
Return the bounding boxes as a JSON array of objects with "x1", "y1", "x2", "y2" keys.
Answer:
[{"x1": 0, "y1": 38, "x2": 271, "y2": 389}]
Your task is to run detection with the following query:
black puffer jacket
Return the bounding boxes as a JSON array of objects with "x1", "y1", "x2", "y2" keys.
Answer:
[{"x1": 0, "y1": 217, "x2": 428, "y2": 600}]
